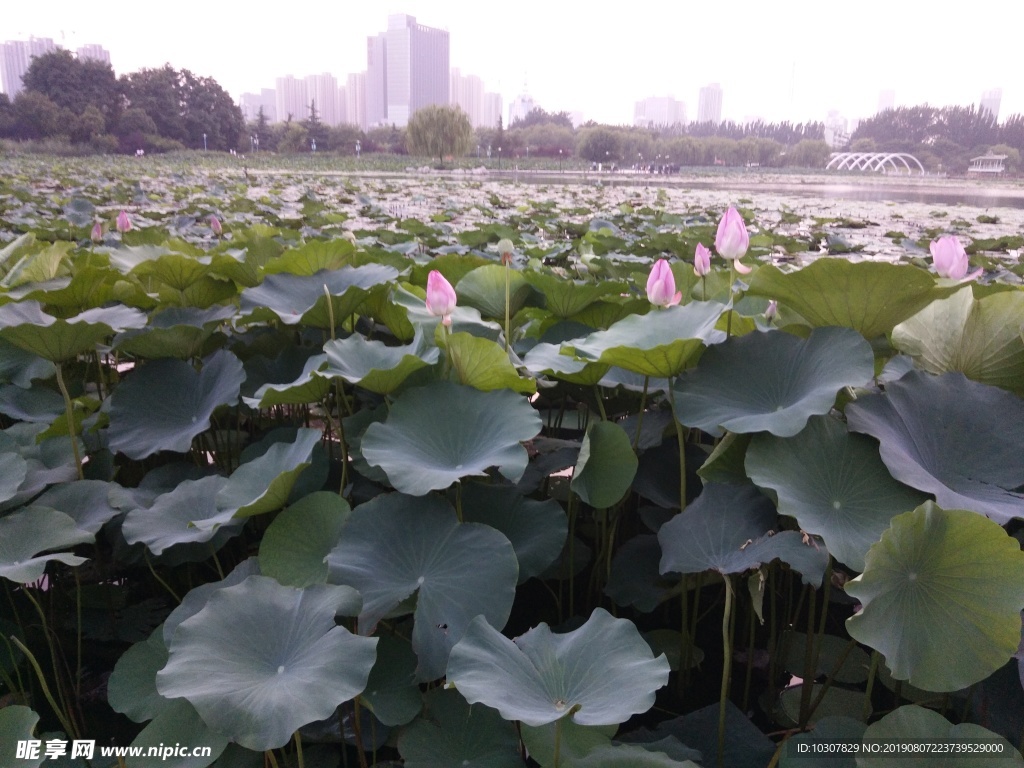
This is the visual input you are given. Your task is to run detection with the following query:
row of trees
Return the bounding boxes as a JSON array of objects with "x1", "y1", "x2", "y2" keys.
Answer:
[{"x1": 0, "y1": 50, "x2": 245, "y2": 152}]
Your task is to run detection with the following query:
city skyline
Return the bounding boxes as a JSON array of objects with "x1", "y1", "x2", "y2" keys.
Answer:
[{"x1": 2, "y1": 1, "x2": 1019, "y2": 127}]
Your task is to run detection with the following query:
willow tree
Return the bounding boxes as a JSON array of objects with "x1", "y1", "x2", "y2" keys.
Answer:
[{"x1": 406, "y1": 105, "x2": 473, "y2": 166}]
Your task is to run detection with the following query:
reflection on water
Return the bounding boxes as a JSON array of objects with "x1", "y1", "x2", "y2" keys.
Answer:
[{"x1": 723, "y1": 184, "x2": 1024, "y2": 210}]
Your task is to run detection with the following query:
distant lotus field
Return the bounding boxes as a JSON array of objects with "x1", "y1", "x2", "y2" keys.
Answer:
[{"x1": 1, "y1": 154, "x2": 1024, "y2": 768}]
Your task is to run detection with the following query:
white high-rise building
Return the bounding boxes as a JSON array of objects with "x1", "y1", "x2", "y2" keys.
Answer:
[
  {"x1": 980, "y1": 88, "x2": 1002, "y2": 122},
  {"x1": 697, "y1": 83, "x2": 723, "y2": 125},
  {"x1": 366, "y1": 33, "x2": 388, "y2": 127},
  {"x1": 347, "y1": 73, "x2": 367, "y2": 129},
  {"x1": 275, "y1": 76, "x2": 308, "y2": 123},
  {"x1": 508, "y1": 90, "x2": 536, "y2": 125},
  {"x1": 482, "y1": 92, "x2": 502, "y2": 129},
  {"x1": 382, "y1": 14, "x2": 449, "y2": 128},
  {"x1": 0, "y1": 37, "x2": 57, "y2": 97},
  {"x1": 634, "y1": 96, "x2": 687, "y2": 128},
  {"x1": 450, "y1": 68, "x2": 484, "y2": 127},
  {"x1": 306, "y1": 73, "x2": 342, "y2": 125},
  {"x1": 75, "y1": 44, "x2": 110, "y2": 65}
]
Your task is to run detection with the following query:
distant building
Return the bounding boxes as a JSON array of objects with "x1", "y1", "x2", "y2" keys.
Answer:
[
  {"x1": 383, "y1": 14, "x2": 449, "y2": 128},
  {"x1": 634, "y1": 96, "x2": 686, "y2": 128},
  {"x1": 968, "y1": 153, "x2": 1007, "y2": 174},
  {"x1": 824, "y1": 110, "x2": 850, "y2": 148},
  {"x1": 275, "y1": 76, "x2": 308, "y2": 124},
  {"x1": 365, "y1": 33, "x2": 388, "y2": 127},
  {"x1": 306, "y1": 73, "x2": 343, "y2": 126},
  {"x1": 482, "y1": 92, "x2": 502, "y2": 129},
  {"x1": 450, "y1": 68, "x2": 484, "y2": 127},
  {"x1": 508, "y1": 89, "x2": 536, "y2": 125},
  {"x1": 240, "y1": 89, "x2": 277, "y2": 123},
  {"x1": 980, "y1": 88, "x2": 1002, "y2": 122},
  {"x1": 697, "y1": 83, "x2": 723, "y2": 125},
  {"x1": 347, "y1": 72, "x2": 367, "y2": 129},
  {"x1": 0, "y1": 37, "x2": 57, "y2": 97},
  {"x1": 877, "y1": 89, "x2": 895, "y2": 114},
  {"x1": 75, "y1": 44, "x2": 110, "y2": 65}
]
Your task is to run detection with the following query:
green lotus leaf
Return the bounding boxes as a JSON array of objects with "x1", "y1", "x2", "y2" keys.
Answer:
[
  {"x1": 242, "y1": 353, "x2": 330, "y2": 407},
  {"x1": 672, "y1": 327, "x2": 874, "y2": 438},
  {"x1": 122, "y1": 476, "x2": 242, "y2": 554},
  {"x1": 326, "y1": 493, "x2": 518, "y2": 680},
  {"x1": 746, "y1": 261, "x2": 958, "y2": 339},
  {"x1": 261, "y1": 238, "x2": 356, "y2": 276},
  {"x1": 0, "y1": 450, "x2": 28, "y2": 503},
  {"x1": 446, "y1": 332, "x2": 536, "y2": 394},
  {"x1": 34, "y1": 480, "x2": 122, "y2": 535},
  {"x1": 520, "y1": 719, "x2": 618, "y2": 767},
  {"x1": 523, "y1": 272, "x2": 621, "y2": 318},
  {"x1": 213, "y1": 428, "x2": 321, "y2": 520},
  {"x1": 105, "y1": 244, "x2": 174, "y2": 274},
  {"x1": 776, "y1": 684, "x2": 870, "y2": 727},
  {"x1": 0, "y1": 706, "x2": 44, "y2": 768},
  {"x1": 522, "y1": 342, "x2": 610, "y2": 386},
  {"x1": 163, "y1": 559, "x2": 264, "y2": 644},
  {"x1": 129, "y1": 698, "x2": 230, "y2": 768},
  {"x1": 571, "y1": 421, "x2": 638, "y2": 508},
  {"x1": 259, "y1": 491, "x2": 350, "y2": 588},
  {"x1": 321, "y1": 332, "x2": 438, "y2": 395},
  {"x1": 461, "y1": 484, "x2": 567, "y2": 583},
  {"x1": 0, "y1": 506, "x2": 91, "y2": 583},
  {"x1": 846, "y1": 370, "x2": 1024, "y2": 524},
  {"x1": 447, "y1": 607, "x2": 670, "y2": 727},
  {"x1": 362, "y1": 635, "x2": 422, "y2": 727},
  {"x1": 0, "y1": 338, "x2": 53, "y2": 386},
  {"x1": 0, "y1": 240, "x2": 72, "y2": 289},
  {"x1": 568, "y1": 302, "x2": 727, "y2": 378},
  {"x1": 606, "y1": 535, "x2": 678, "y2": 612},
  {"x1": 156, "y1": 575, "x2": 378, "y2": 752},
  {"x1": 780, "y1": 631, "x2": 872, "y2": 685},
  {"x1": 697, "y1": 431, "x2": 753, "y2": 486},
  {"x1": 398, "y1": 688, "x2": 521, "y2": 768},
  {"x1": 113, "y1": 305, "x2": 234, "y2": 360},
  {"x1": 456, "y1": 264, "x2": 532, "y2": 319},
  {"x1": 857, "y1": 705, "x2": 1024, "y2": 767},
  {"x1": 361, "y1": 382, "x2": 541, "y2": 495},
  {"x1": 107, "y1": 350, "x2": 245, "y2": 460},
  {"x1": 107, "y1": 629, "x2": 171, "y2": 723},
  {"x1": 0, "y1": 300, "x2": 147, "y2": 361},
  {"x1": 0, "y1": 384, "x2": 63, "y2": 423},
  {"x1": 892, "y1": 288, "x2": 1024, "y2": 396},
  {"x1": 845, "y1": 503, "x2": 1024, "y2": 692},
  {"x1": 640, "y1": 700, "x2": 777, "y2": 768},
  {"x1": 131, "y1": 251, "x2": 211, "y2": 292},
  {"x1": 239, "y1": 265, "x2": 398, "y2": 327},
  {"x1": 746, "y1": 416, "x2": 928, "y2": 571},
  {"x1": 658, "y1": 483, "x2": 828, "y2": 586},
  {"x1": 0, "y1": 423, "x2": 80, "y2": 511},
  {"x1": 780, "y1": 716, "x2": 866, "y2": 768},
  {"x1": 575, "y1": 744, "x2": 702, "y2": 767},
  {"x1": 392, "y1": 283, "x2": 503, "y2": 341}
]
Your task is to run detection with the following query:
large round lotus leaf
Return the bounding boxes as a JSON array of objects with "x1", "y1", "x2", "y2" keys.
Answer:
[
  {"x1": 568, "y1": 302, "x2": 727, "y2": 378},
  {"x1": 0, "y1": 423, "x2": 81, "y2": 512},
  {"x1": 445, "y1": 332, "x2": 537, "y2": 394},
  {"x1": 857, "y1": 705, "x2": 1024, "y2": 767},
  {"x1": 461, "y1": 483, "x2": 567, "y2": 583},
  {"x1": 746, "y1": 261, "x2": 958, "y2": 339},
  {"x1": 447, "y1": 608, "x2": 670, "y2": 727},
  {"x1": 0, "y1": 506, "x2": 91, "y2": 583},
  {"x1": 659, "y1": 483, "x2": 829, "y2": 586},
  {"x1": 571, "y1": 421, "x2": 638, "y2": 509},
  {"x1": 122, "y1": 476, "x2": 241, "y2": 554},
  {"x1": 0, "y1": 450, "x2": 27, "y2": 503},
  {"x1": 0, "y1": 384, "x2": 63, "y2": 423},
  {"x1": 360, "y1": 382, "x2": 541, "y2": 495},
  {"x1": 392, "y1": 284, "x2": 503, "y2": 342},
  {"x1": 892, "y1": 288, "x2": 1024, "y2": 396},
  {"x1": 33, "y1": 480, "x2": 121, "y2": 535},
  {"x1": 781, "y1": 631, "x2": 871, "y2": 685},
  {"x1": 780, "y1": 716, "x2": 866, "y2": 767},
  {"x1": 775, "y1": 684, "x2": 870, "y2": 727},
  {"x1": 156, "y1": 575, "x2": 378, "y2": 752},
  {"x1": 522, "y1": 342, "x2": 610, "y2": 387},
  {"x1": 523, "y1": 272, "x2": 621, "y2": 318},
  {"x1": 455, "y1": 264, "x2": 532, "y2": 319},
  {"x1": 107, "y1": 350, "x2": 245, "y2": 460},
  {"x1": 672, "y1": 327, "x2": 874, "y2": 438},
  {"x1": 239, "y1": 265, "x2": 398, "y2": 327},
  {"x1": 1, "y1": 240, "x2": 71, "y2": 289},
  {"x1": 322, "y1": 333, "x2": 438, "y2": 395},
  {"x1": 398, "y1": 688, "x2": 522, "y2": 768},
  {"x1": 0, "y1": 338, "x2": 53, "y2": 387},
  {"x1": 0, "y1": 706, "x2": 43, "y2": 768},
  {"x1": 576, "y1": 744, "x2": 702, "y2": 767},
  {"x1": 261, "y1": 238, "x2": 356, "y2": 276},
  {"x1": 846, "y1": 370, "x2": 1024, "y2": 524},
  {"x1": 242, "y1": 353, "x2": 330, "y2": 408},
  {"x1": 746, "y1": 416, "x2": 928, "y2": 571},
  {"x1": 113, "y1": 305, "x2": 235, "y2": 360},
  {"x1": 520, "y1": 719, "x2": 618, "y2": 767},
  {"x1": 326, "y1": 493, "x2": 518, "y2": 681},
  {"x1": 362, "y1": 635, "x2": 421, "y2": 727},
  {"x1": 0, "y1": 300, "x2": 147, "y2": 361},
  {"x1": 846, "y1": 503, "x2": 1024, "y2": 691},
  {"x1": 606, "y1": 535, "x2": 678, "y2": 612},
  {"x1": 129, "y1": 698, "x2": 230, "y2": 768},
  {"x1": 163, "y1": 558, "x2": 264, "y2": 644},
  {"x1": 259, "y1": 491, "x2": 350, "y2": 588},
  {"x1": 107, "y1": 629, "x2": 171, "y2": 723},
  {"x1": 212, "y1": 428, "x2": 321, "y2": 520}
]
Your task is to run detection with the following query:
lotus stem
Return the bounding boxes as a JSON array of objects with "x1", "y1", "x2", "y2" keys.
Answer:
[
  {"x1": 633, "y1": 376, "x2": 649, "y2": 449},
  {"x1": 455, "y1": 482, "x2": 464, "y2": 524},
  {"x1": 504, "y1": 261, "x2": 511, "y2": 354},
  {"x1": 323, "y1": 284, "x2": 336, "y2": 341},
  {"x1": 742, "y1": 596, "x2": 757, "y2": 712},
  {"x1": 294, "y1": 730, "x2": 305, "y2": 768},
  {"x1": 553, "y1": 716, "x2": 563, "y2": 768},
  {"x1": 667, "y1": 379, "x2": 687, "y2": 511},
  {"x1": 726, "y1": 262, "x2": 736, "y2": 338},
  {"x1": 799, "y1": 584, "x2": 817, "y2": 727},
  {"x1": 863, "y1": 650, "x2": 880, "y2": 721},
  {"x1": 701, "y1": 275, "x2": 707, "y2": 302},
  {"x1": 10, "y1": 635, "x2": 78, "y2": 740},
  {"x1": 144, "y1": 551, "x2": 182, "y2": 603},
  {"x1": 592, "y1": 386, "x2": 607, "y2": 421},
  {"x1": 805, "y1": 637, "x2": 858, "y2": 723},
  {"x1": 718, "y1": 574, "x2": 735, "y2": 768},
  {"x1": 54, "y1": 362, "x2": 84, "y2": 481}
]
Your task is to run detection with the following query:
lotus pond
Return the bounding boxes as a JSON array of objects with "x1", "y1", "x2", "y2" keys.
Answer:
[{"x1": 1, "y1": 154, "x2": 1024, "y2": 767}]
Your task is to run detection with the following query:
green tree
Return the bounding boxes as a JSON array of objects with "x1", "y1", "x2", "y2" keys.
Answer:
[
  {"x1": 278, "y1": 123, "x2": 310, "y2": 153},
  {"x1": 303, "y1": 100, "x2": 326, "y2": 148},
  {"x1": 22, "y1": 50, "x2": 121, "y2": 127},
  {"x1": 405, "y1": 105, "x2": 473, "y2": 165},
  {"x1": 11, "y1": 91, "x2": 66, "y2": 140},
  {"x1": 575, "y1": 126, "x2": 621, "y2": 162},
  {"x1": 71, "y1": 105, "x2": 106, "y2": 144}
]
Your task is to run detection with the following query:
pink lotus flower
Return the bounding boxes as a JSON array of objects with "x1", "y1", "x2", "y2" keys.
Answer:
[
  {"x1": 116, "y1": 210, "x2": 132, "y2": 233},
  {"x1": 930, "y1": 235, "x2": 982, "y2": 281},
  {"x1": 210, "y1": 215, "x2": 223, "y2": 236},
  {"x1": 694, "y1": 243, "x2": 711, "y2": 277},
  {"x1": 765, "y1": 300, "x2": 778, "y2": 321},
  {"x1": 715, "y1": 206, "x2": 751, "y2": 274},
  {"x1": 426, "y1": 270, "x2": 457, "y2": 327},
  {"x1": 90, "y1": 221, "x2": 103, "y2": 243},
  {"x1": 646, "y1": 259, "x2": 682, "y2": 307}
]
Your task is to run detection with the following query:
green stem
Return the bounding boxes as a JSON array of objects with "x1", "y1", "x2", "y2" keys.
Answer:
[
  {"x1": 592, "y1": 386, "x2": 607, "y2": 421},
  {"x1": 455, "y1": 482, "x2": 464, "y2": 523},
  {"x1": 145, "y1": 551, "x2": 182, "y2": 603},
  {"x1": 54, "y1": 362, "x2": 84, "y2": 481},
  {"x1": 10, "y1": 636, "x2": 78, "y2": 739},
  {"x1": 701, "y1": 275, "x2": 707, "y2": 302},
  {"x1": 633, "y1": 376, "x2": 649, "y2": 450},
  {"x1": 667, "y1": 379, "x2": 687, "y2": 510},
  {"x1": 504, "y1": 262, "x2": 511, "y2": 354},
  {"x1": 23, "y1": 587, "x2": 75, "y2": 736},
  {"x1": 718, "y1": 575, "x2": 735, "y2": 768},
  {"x1": 554, "y1": 716, "x2": 563, "y2": 768},
  {"x1": 863, "y1": 650, "x2": 880, "y2": 721},
  {"x1": 332, "y1": 382, "x2": 350, "y2": 495},
  {"x1": 742, "y1": 594, "x2": 757, "y2": 712},
  {"x1": 726, "y1": 262, "x2": 736, "y2": 338},
  {"x1": 294, "y1": 730, "x2": 305, "y2": 768}
]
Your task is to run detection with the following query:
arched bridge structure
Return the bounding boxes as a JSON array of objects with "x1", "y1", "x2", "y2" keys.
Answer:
[{"x1": 826, "y1": 152, "x2": 925, "y2": 174}]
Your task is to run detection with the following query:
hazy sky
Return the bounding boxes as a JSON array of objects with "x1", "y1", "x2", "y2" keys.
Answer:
[{"x1": 5, "y1": 0, "x2": 1020, "y2": 126}]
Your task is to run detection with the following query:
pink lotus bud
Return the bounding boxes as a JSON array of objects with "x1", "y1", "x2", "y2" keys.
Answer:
[
  {"x1": 646, "y1": 259, "x2": 682, "y2": 307},
  {"x1": 90, "y1": 221, "x2": 103, "y2": 243},
  {"x1": 715, "y1": 206, "x2": 749, "y2": 261},
  {"x1": 210, "y1": 214, "x2": 223, "y2": 236},
  {"x1": 116, "y1": 210, "x2": 132, "y2": 233},
  {"x1": 930, "y1": 235, "x2": 982, "y2": 281},
  {"x1": 694, "y1": 243, "x2": 711, "y2": 277},
  {"x1": 425, "y1": 270, "x2": 457, "y2": 326},
  {"x1": 765, "y1": 300, "x2": 778, "y2": 320}
]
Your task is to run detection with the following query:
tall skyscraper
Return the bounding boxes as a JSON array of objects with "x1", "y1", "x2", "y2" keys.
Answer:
[
  {"x1": 980, "y1": 88, "x2": 1002, "y2": 121},
  {"x1": 508, "y1": 89, "x2": 536, "y2": 125},
  {"x1": 382, "y1": 14, "x2": 449, "y2": 127},
  {"x1": 877, "y1": 89, "x2": 895, "y2": 114},
  {"x1": 365, "y1": 33, "x2": 388, "y2": 127},
  {"x1": 450, "y1": 68, "x2": 484, "y2": 127},
  {"x1": 697, "y1": 83, "x2": 723, "y2": 125},
  {"x1": 0, "y1": 37, "x2": 57, "y2": 97},
  {"x1": 347, "y1": 73, "x2": 367, "y2": 129},
  {"x1": 634, "y1": 96, "x2": 687, "y2": 128},
  {"x1": 275, "y1": 76, "x2": 308, "y2": 123},
  {"x1": 75, "y1": 44, "x2": 110, "y2": 65},
  {"x1": 306, "y1": 73, "x2": 342, "y2": 125},
  {"x1": 482, "y1": 92, "x2": 502, "y2": 130}
]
